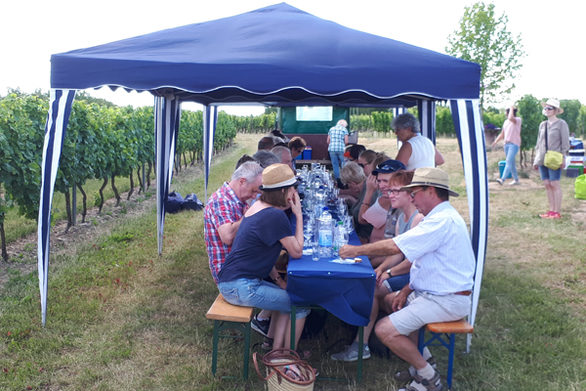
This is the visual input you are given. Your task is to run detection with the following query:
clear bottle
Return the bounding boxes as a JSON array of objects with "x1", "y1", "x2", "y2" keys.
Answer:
[
  {"x1": 333, "y1": 220, "x2": 349, "y2": 257},
  {"x1": 317, "y1": 207, "x2": 334, "y2": 258}
]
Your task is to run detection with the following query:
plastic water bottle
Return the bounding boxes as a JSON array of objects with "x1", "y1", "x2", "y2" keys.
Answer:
[
  {"x1": 333, "y1": 220, "x2": 349, "y2": 257},
  {"x1": 317, "y1": 207, "x2": 334, "y2": 258}
]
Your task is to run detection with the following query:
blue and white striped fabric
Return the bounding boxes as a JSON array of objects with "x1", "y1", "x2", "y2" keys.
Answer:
[
  {"x1": 203, "y1": 105, "x2": 218, "y2": 202},
  {"x1": 37, "y1": 89, "x2": 76, "y2": 326},
  {"x1": 418, "y1": 100, "x2": 436, "y2": 144},
  {"x1": 155, "y1": 96, "x2": 181, "y2": 255},
  {"x1": 450, "y1": 99, "x2": 488, "y2": 349}
]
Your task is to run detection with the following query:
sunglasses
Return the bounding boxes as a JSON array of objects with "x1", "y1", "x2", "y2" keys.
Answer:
[
  {"x1": 544, "y1": 106, "x2": 556, "y2": 111},
  {"x1": 409, "y1": 188, "x2": 425, "y2": 199}
]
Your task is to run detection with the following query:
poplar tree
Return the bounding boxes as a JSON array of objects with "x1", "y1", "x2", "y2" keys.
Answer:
[{"x1": 447, "y1": 2, "x2": 524, "y2": 109}]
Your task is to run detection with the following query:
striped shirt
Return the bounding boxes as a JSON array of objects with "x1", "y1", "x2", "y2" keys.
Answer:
[
  {"x1": 328, "y1": 125, "x2": 348, "y2": 152},
  {"x1": 393, "y1": 201, "x2": 475, "y2": 295},
  {"x1": 204, "y1": 182, "x2": 246, "y2": 283}
]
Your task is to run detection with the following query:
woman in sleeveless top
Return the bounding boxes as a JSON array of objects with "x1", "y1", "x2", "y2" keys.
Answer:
[{"x1": 392, "y1": 113, "x2": 444, "y2": 170}]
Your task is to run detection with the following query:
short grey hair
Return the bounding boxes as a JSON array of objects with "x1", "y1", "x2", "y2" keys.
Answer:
[
  {"x1": 392, "y1": 113, "x2": 420, "y2": 133},
  {"x1": 232, "y1": 161, "x2": 263, "y2": 182},
  {"x1": 340, "y1": 161, "x2": 366, "y2": 184},
  {"x1": 253, "y1": 150, "x2": 280, "y2": 168},
  {"x1": 270, "y1": 146, "x2": 292, "y2": 163}
]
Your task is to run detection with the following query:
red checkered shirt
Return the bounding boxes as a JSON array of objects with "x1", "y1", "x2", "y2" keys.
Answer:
[{"x1": 204, "y1": 182, "x2": 246, "y2": 283}]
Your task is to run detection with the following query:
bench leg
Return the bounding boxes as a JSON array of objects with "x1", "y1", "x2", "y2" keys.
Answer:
[
  {"x1": 211, "y1": 320, "x2": 220, "y2": 376},
  {"x1": 243, "y1": 321, "x2": 251, "y2": 380},
  {"x1": 447, "y1": 333, "x2": 456, "y2": 389}
]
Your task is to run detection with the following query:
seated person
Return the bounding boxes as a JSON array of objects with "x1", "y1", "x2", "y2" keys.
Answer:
[
  {"x1": 217, "y1": 164, "x2": 309, "y2": 350},
  {"x1": 288, "y1": 136, "x2": 307, "y2": 161},
  {"x1": 354, "y1": 151, "x2": 390, "y2": 243},
  {"x1": 332, "y1": 169, "x2": 422, "y2": 362},
  {"x1": 338, "y1": 161, "x2": 366, "y2": 207},
  {"x1": 361, "y1": 160, "x2": 406, "y2": 265},
  {"x1": 344, "y1": 144, "x2": 366, "y2": 163}
]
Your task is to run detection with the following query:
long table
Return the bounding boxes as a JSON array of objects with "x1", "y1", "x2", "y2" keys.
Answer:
[{"x1": 286, "y1": 232, "x2": 375, "y2": 381}]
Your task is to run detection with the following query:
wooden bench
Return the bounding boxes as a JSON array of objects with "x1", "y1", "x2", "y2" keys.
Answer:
[
  {"x1": 418, "y1": 319, "x2": 474, "y2": 390},
  {"x1": 206, "y1": 294, "x2": 254, "y2": 379}
]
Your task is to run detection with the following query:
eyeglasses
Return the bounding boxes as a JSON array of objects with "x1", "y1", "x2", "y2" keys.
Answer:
[
  {"x1": 387, "y1": 188, "x2": 404, "y2": 195},
  {"x1": 409, "y1": 188, "x2": 425, "y2": 199},
  {"x1": 357, "y1": 162, "x2": 365, "y2": 168},
  {"x1": 544, "y1": 107, "x2": 556, "y2": 111}
]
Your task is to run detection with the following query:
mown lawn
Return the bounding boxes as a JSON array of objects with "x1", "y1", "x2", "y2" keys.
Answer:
[{"x1": 0, "y1": 133, "x2": 584, "y2": 390}]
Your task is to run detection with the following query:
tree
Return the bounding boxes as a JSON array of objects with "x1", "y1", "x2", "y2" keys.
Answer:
[
  {"x1": 559, "y1": 99, "x2": 582, "y2": 136},
  {"x1": 516, "y1": 94, "x2": 542, "y2": 167},
  {"x1": 446, "y1": 2, "x2": 525, "y2": 109}
]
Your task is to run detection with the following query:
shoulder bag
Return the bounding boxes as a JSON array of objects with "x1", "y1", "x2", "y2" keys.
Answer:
[{"x1": 543, "y1": 122, "x2": 563, "y2": 170}]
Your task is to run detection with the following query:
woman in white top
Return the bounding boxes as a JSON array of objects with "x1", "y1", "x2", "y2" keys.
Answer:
[{"x1": 392, "y1": 113, "x2": 444, "y2": 170}]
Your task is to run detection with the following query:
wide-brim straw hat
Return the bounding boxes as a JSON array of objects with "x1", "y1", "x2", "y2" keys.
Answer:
[
  {"x1": 541, "y1": 98, "x2": 564, "y2": 114},
  {"x1": 259, "y1": 163, "x2": 298, "y2": 190},
  {"x1": 401, "y1": 167, "x2": 459, "y2": 197}
]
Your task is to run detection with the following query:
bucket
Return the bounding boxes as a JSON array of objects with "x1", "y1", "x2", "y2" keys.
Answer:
[{"x1": 498, "y1": 161, "x2": 512, "y2": 179}]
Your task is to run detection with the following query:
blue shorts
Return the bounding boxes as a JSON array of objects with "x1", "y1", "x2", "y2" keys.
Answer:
[{"x1": 538, "y1": 165, "x2": 561, "y2": 181}]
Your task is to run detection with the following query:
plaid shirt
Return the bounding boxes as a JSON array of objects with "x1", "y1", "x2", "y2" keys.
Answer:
[
  {"x1": 204, "y1": 182, "x2": 246, "y2": 283},
  {"x1": 328, "y1": 124, "x2": 348, "y2": 152}
]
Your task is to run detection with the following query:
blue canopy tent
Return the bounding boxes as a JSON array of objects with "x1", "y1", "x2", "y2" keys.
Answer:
[{"x1": 39, "y1": 2, "x2": 488, "y2": 344}]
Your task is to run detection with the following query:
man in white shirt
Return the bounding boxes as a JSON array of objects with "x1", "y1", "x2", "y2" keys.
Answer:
[{"x1": 340, "y1": 167, "x2": 475, "y2": 391}]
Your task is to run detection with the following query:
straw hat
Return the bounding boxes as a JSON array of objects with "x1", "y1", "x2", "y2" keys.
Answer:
[
  {"x1": 259, "y1": 163, "x2": 298, "y2": 190},
  {"x1": 401, "y1": 167, "x2": 459, "y2": 197},
  {"x1": 541, "y1": 98, "x2": 564, "y2": 114}
]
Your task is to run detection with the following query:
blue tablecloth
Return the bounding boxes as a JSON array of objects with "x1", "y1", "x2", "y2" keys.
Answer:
[{"x1": 286, "y1": 233, "x2": 375, "y2": 326}]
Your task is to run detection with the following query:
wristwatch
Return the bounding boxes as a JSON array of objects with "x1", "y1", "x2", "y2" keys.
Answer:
[{"x1": 385, "y1": 268, "x2": 393, "y2": 277}]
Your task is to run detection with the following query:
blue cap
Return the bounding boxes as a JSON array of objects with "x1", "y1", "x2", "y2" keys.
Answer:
[{"x1": 372, "y1": 159, "x2": 406, "y2": 175}]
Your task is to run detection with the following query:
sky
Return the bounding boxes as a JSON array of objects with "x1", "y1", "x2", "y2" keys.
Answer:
[{"x1": 2, "y1": 0, "x2": 584, "y2": 115}]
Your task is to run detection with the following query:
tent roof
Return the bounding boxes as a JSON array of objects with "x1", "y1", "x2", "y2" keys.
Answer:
[{"x1": 50, "y1": 2, "x2": 480, "y2": 106}]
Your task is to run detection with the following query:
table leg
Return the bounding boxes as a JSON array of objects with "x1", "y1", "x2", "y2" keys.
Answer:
[{"x1": 357, "y1": 325, "x2": 364, "y2": 383}]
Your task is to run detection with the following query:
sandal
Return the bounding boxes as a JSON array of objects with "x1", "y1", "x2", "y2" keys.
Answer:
[{"x1": 261, "y1": 337, "x2": 273, "y2": 351}]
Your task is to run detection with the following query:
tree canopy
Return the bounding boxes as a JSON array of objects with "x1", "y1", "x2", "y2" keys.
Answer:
[{"x1": 446, "y1": 2, "x2": 525, "y2": 109}]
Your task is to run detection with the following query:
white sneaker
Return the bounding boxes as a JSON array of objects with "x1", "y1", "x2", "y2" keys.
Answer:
[
  {"x1": 496, "y1": 178, "x2": 504, "y2": 185},
  {"x1": 330, "y1": 341, "x2": 370, "y2": 362},
  {"x1": 507, "y1": 180, "x2": 520, "y2": 186}
]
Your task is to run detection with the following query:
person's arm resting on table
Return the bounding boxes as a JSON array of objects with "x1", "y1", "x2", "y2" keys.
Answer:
[{"x1": 340, "y1": 237, "x2": 402, "y2": 259}]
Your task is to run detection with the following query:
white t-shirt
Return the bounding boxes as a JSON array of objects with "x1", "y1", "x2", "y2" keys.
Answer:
[{"x1": 406, "y1": 135, "x2": 435, "y2": 170}]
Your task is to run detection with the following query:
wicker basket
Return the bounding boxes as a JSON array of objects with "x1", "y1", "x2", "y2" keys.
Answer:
[{"x1": 253, "y1": 349, "x2": 315, "y2": 391}]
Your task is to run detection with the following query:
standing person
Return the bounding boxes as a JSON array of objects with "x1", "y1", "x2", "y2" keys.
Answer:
[
  {"x1": 492, "y1": 105, "x2": 522, "y2": 185},
  {"x1": 327, "y1": 119, "x2": 349, "y2": 181},
  {"x1": 393, "y1": 113, "x2": 444, "y2": 170},
  {"x1": 217, "y1": 164, "x2": 309, "y2": 350},
  {"x1": 533, "y1": 99, "x2": 570, "y2": 219},
  {"x1": 340, "y1": 168, "x2": 475, "y2": 391}
]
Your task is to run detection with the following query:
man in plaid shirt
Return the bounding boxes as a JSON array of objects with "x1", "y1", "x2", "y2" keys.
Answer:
[
  {"x1": 328, "y1": 119, "x2": 349, "y2": 181},
  {"x1": 204, "y1": 161, "x2": 263, "y2": 283}
]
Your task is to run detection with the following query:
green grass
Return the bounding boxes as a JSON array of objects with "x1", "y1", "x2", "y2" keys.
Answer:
[{"x1": 1, "y1": 134, "x2": 585, "y2": 390}]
